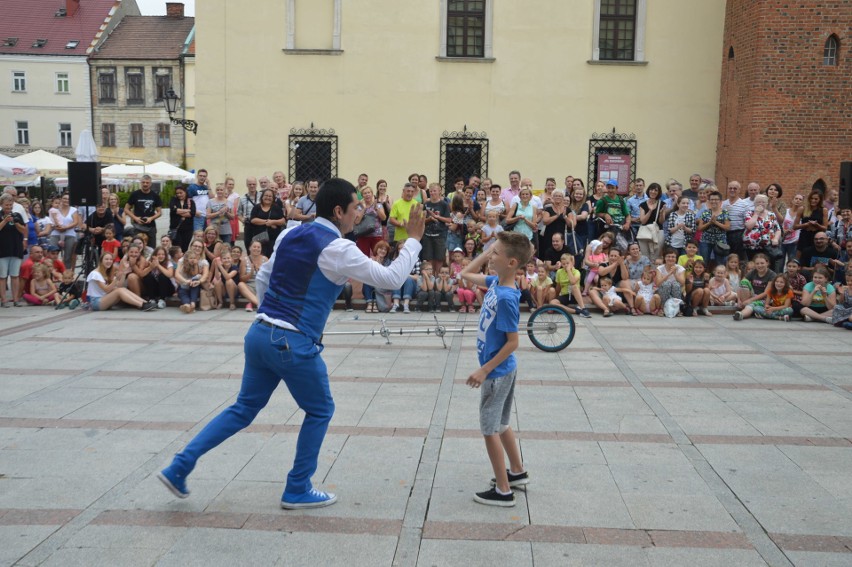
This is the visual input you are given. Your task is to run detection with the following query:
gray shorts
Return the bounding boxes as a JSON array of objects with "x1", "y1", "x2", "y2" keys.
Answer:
[{"x1": 479, "y1": 369, "x2": 517, "y2": 435}]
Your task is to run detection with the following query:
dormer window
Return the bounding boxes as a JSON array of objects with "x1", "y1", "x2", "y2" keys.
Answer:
[
  {"x1": 65, "y1": 40, "x2": 79, "y2": 49},
  {"x1": 32, "y1": 39, "x2": 47, "y2": 48},
  {"x1": 3, "y1": 38, "x2": 18, "y2": 47},
  {"x1": 55, "y1": 8, "x2": 67, "y2": 17}
]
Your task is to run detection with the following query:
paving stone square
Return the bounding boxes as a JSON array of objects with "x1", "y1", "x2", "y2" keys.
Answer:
[{"x1": 1, "y1": 306, "x2": 851, "y2": 566}]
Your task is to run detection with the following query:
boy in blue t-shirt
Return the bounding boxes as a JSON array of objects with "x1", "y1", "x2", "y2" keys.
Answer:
[{"x1": 461, "y1": 231, "x2": 533, "y2": 507}]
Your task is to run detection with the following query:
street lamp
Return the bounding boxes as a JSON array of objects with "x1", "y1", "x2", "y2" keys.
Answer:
[{"x1": 163, "y1": 88, "x2": 198, "y2": 135}]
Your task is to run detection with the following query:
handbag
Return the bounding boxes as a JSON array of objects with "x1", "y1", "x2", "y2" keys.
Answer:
[
  {"x1": 252, "y1": 230, "x2": 270, "y2": 244},
  {"x1": 353, "y1": 208, "x2": 378, "y2": 237},
  {"x1": 637, "y1": 203, "x2": 662, "y2": 244},
  {"x1": 199, "y1": 288, "x2": 220, "y2": 311}
]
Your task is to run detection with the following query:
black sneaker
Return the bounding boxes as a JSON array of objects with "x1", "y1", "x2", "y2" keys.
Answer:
[
  {"x1": 474, "y1": 487, "x2": 515, "y2": 507},
  {"x1": 142, "y1": 300, "x2": 158, "y2": 312},
  {"x1": 490, "y1": 469, "x2": 530, "y2": 488}
]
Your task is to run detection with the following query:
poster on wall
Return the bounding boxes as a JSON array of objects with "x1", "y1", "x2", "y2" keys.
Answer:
[{"x1": 596, "y1": 154, "x2": 632, "y2": 196}]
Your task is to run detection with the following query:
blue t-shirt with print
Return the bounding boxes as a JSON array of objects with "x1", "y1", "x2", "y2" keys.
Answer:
[{"x1": 477, "y1": 275, "x2": 520, "y2": 379}]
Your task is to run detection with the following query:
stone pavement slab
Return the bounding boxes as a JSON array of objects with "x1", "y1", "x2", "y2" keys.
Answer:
[{"x1": 0, "y1": 307, "x2": 851, "y2": 566}]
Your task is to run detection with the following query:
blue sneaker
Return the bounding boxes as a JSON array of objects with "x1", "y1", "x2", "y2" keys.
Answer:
[
  {"x1": 844, "y1": 322, "x2": 852, "y2": 331},
  {"x1": 157, "y1": 468, "x2": 189, "y2": 498},
  {"x1": 280, "y1": 488, "x2": 338, "y2": 509}
]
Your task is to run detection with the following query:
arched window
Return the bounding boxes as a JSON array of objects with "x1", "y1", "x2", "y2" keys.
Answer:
[
  {"x1": 824, "y1": 35, "x2": 839, "y2": 66},
  {"x1": 728, "y1": 46, "x2": 734, "y2": 60}
]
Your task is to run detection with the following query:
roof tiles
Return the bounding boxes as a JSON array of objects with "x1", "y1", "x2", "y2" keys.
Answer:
[{"x1": 90, "y1": 15, "x2": 195, "y2": 60}]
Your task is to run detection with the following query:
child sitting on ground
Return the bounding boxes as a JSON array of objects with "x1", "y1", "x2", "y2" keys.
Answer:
[
  {"x1": 583, "y1": 239, "x2": 607, "y2": 295},
  {"x1": 677, "y1": 241, "x2": 704, "y2": 274},
  {"x1": 591, "y1": 276, "x2": 627, "y2": 317},
  {"x1": 515, "y1": 267, "x2": 535, "y2": 311},
  {"x1": 435, "y1": 266, "x2": 455, "y2": 312},
  {"x1": 416, "y1": 263, "x2": 437, "y2": 312},
  {"x1": 551, "y1": 253, "x2": 591, "y2": 318},
  {"x1": 56, "y1": 269, "x2": 84, "y2": 309},
  {"x1": 752, "y1": 273, "x2": 794, "y2": 321},
  {"x1": 456, "y1": 258, "x2": 478, "y2": 313},
  {"x1": 633, "y1": 266, "x2": 659, "y2": 315},
  {"x1": 685, "y1": 259, "x2": 712, "y2": 316},
  {"x1": 530, "y1": 264, "x2": 556, "y2": 308},
  {"x1": 708, "y1": 265, "x2": 736, "y2": 306},
  {"x1": 23, "y1": 264, "x2": 57, "y2": 306}
]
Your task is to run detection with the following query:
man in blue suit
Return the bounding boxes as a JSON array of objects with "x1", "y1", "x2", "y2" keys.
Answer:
[{"x1": 159, "y1": 178, "x2": 426, "y2": 509}]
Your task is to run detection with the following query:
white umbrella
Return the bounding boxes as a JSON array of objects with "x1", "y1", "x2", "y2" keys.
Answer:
[
  {"x1": 0, "y1": 153, "x2": 38, "y2": 180},
  {"x1": 145, "y1": 161, "x2": 192, "y2": 181},
  {"x1": 75, "y1": 129, "x2": 98, "y2": 162},
  {"x1": 16, "y1": 150, "x2": 70, "y2": 177},
  {"x1": 100, "y1": 163, "x2": 146, "y2": 180}
]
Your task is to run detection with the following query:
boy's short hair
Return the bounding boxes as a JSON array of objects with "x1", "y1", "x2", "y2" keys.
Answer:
[
  {"x1": 497, "y1": 232, "x2": 533, "y2": 266},
  {"x1": 686, "y1": 240, "x2": 699, "y2": 248},
  {"x1": 560, "y1": 253, "x2": 574, "y2": 263}
]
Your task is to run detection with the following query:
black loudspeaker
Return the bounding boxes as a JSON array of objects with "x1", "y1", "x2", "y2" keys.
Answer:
[
  {"x1": 841, "y1": 161, "x2": 852, "y2": 209},
  {"x1": 67, "y1": 161, "x2": 101, "y2": 206}
]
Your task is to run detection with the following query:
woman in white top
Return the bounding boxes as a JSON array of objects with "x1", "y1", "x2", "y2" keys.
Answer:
[
  {"x1": 484, "y1": 185, "x2": 507, "y2": 222},
  {"x1": 49, "y1": 193, "x2": 81, "y2": 267},
  {"x1": 86, "y1": 252, "x2": 156, "y2": 311},
  {"x1": 782, "y1": 193, "x2": 803, "y2": 268},
  {"x1": 655, "y1": 247, "x2": 686, "y2": 312}
]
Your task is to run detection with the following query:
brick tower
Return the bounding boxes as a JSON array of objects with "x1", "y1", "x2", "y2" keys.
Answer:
[{"x1": 716, "y1": 0, "x2": 852, "y2": 195}]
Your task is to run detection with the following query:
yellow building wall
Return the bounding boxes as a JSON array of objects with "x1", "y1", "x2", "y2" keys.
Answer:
[
  {"x1": 183, "y1": 54, "x2": 196, "y2": 170},
  {"x1": 195, "y1": 0, "x2": 725, "y2": 193}
]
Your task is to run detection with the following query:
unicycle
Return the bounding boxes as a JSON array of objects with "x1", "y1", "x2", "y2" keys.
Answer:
[{"x1": 525, "y1": 305, "x2": 576, "y2": 352}]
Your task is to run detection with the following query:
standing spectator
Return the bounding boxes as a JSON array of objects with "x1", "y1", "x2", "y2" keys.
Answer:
[
  {"x1": 106, "y1": 193, "x2": 125, "y2": 241},
  {"x1": 765, "y1": 183, "x2": 787, "y2": 220},
  {"x1": 829, "y1": 207, "x2": 852, "y2": 251},
  {"x1": 31, "y1": 200, "x2": 52, "y2": 249},
  {"x1": 500, "y1": 170, "x2": 522, "y2": 206},
  {"x1": 354, "y1": 186, "x2": 386, "y2": 257},
  {"x1": 284, "y1": 181, "x2": 304, "y2": 229},
  {"x1": 683, "y1": 173, "x2": 702, "y2": 202},
  {"x1": 238, "y1": 177, "x2": 259, "y2": 247},
  {"x1": 743, "y1": 194, "x2": 782, "y2": 260},
  {"x1": 540, "y1": 189, "x2": 569, "y2": 259},
  {"x1": 207, "y1": 183, "x2": 234, "y2": 245},
  {"x1": 0, "y1": 193, "x2": 28, "y2": 306},
  {"x1": 638, "y1": 182, "x2": 666, "y2": 260},
  {"x1": 355, "y1": 173, "x2": 369, "y2": 199},
  {"x1": 665, "y1": 197, "x2": 696, "y2": 257},
  {"x1": 484, "y1": 184, "x2": 507, "y2": 224},
  {"x1": 169, "y1": 185, "x2": 196, "y2": 252},
  {"x1": 795, "y1": 190, "x2": 828, "y2": 254},
  {"x1": 188, "y1": 169, "x2": 210, "y2": 231},
  {"x1": 421, "y1": 183, "x2": 450, "y2": 273},
  {"x1": 626, "y1": 178, "x2": 647, "y2": 239},
  {"x1": 723, "y1": 181, "x2": 751, "y2": 261},
  {"x1": 250, "y1": 189, "x2": 287, "y2": 257},
  {"x1": 389, "y1": 182, "x2": 418, "y2": 243},
  {"x1": 293, "y1": 180, "x2": 319, "y2": 224},
  {"x1": 225, "y1": 177, "x2": 240, "y2": 240},
  {"x1": 506, "y1": 187, "x2": 538, "y2": 247},
  {"x1": 84, "y1": 202, "x2": 114, "y2": 253},
  {"x1": 375, "y1": 179, "x2": 393, "y2": 241},
  {"x1": 49, "y1": 193, "x2": 81, "y2": 268},
  {"x1": 567, "y1": 183, "x2": 591, "y2": 256},
  {"x1": 697, "y1": 190, "x2": 730, "y2": 266},
  {"x1": 125, "y1": 175, "x2": 163, "y2": 243}
]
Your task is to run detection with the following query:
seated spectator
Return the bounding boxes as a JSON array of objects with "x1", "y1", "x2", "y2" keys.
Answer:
[
  {"x1": 624, "y1": 242, "x2": 652, "y2": 283},
  {"x1": 799, "y1": 232, "x2": 837, "y2": 281},
  {"x1": 583, "y1": 239, "x2": 607, "y2": 295},
  {"x1": 464, "y1": 221, "x2": 482, "y2": 256},
  {"x1": 516, "y1": 266, "x2": 535, "y2": 311},
  {"x1": 202, "y1": 226, "x2": 227, "y2": 263},
  {"x1": 238, "y1": 240, "x2": 264, "y2": 311},
  {"x1": 632, "y1": 266, "x2": 660, "y2": 315},
  {"x1": 338, "y1": 281, "x2": 354, "y2": 312},
  {"x1": 463, "y1": 237, "x2": 478, "y2": 259},
  {"x1": 735, "y1": 253, "x2": 776, "y2": 313},
  {"x1": 725, "y1": 253, "x2": 742, "y2": 292},
  {"x1": 212, "y1": 253, "x2": 240, "y2": 310},
  {"x1": 434, "y1": 265, "x2": 456, "y2": 312},
  {"x1": 590, "y1": 276, "x2": 628, "y2": 317},
  {"x1": 752, "y1": 273, "x2": 794, "y2": 321},
  {"x1": 685, "y1": 259, "x2": 711, "y2": 316},
  {"x1": 175, "y1": 251, "x2": 204, "y2": 314},
  {"x1": 456, "y1": 258, "x2": 478, "y2": 313},
  {"x1": 86, "y1": 253, "x2": 157, "y2": 312},
  {"x1": 530, "y1": 264, "x2": 556, "y2": 308},
  {"x1": 551, "y1": 253, "x2": 591, "y2": 318},
  {"x1": 142, "y1": 246, "x2": 175, "y2": 309},
  {"x1": 390, "y1": 241, "x2": 420, "y2": 314},
  {"x1": 785, "y1": 259, "x2": 807, "y2": 317},
  {"x1": 799, "y1": 267, "x2": 836, "y2": 323},
  {"x1": 708, "y1": 264, "x2": 736, "y2": 306},
  {"x1": 656, "y1": 248, "x2": 686, "y2": 312},
  {"x1": 416, "y1": 263, "x2": 438, "y2": 312},
  {"x1": 121, "y1": 244, "x2": 149, "y2": 298},
  {"x1": 830, "y1": 266, "x2": 852, "y2": 328},
  {"x1": 588, "y1": 248, "x2": 635, "y2": 314},
  {"x1": 22, "y1": 264, "x2": 57, "y2": 306},
  {"x1": 362, "y1": 241, "x2": 392, "y2": 313},
  {"x1": 831, "y1": 239, "x2": 852, "y2": 283},
  {"x1": 56, "y1": 269, "x2": 83, "y2": 309},
  {"x1": 132, "y1": 234, "x2": 154, "y2": 260},
  {"x1": 101, "y1": 226, "x2": 121, "y2": 258},
  {"x1": 677, "y1": 241, "x2": 704, "y2": 274}
]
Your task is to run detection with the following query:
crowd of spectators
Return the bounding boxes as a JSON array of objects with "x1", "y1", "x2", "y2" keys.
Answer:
[{"x1": 1, "y1": 169, "x2": 851, "y2": 330}]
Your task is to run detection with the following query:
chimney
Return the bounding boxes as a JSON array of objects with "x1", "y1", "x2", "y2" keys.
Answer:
[
  {"x1": 66, "y1": 0, "x2": 80, "y2": 17},
  {"x1": 166, "y1": 3, "x2": 184, "y2": 18}
]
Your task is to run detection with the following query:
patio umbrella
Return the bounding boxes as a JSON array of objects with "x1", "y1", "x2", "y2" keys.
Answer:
[
  {"x1": 145, "y1": 161, "x2": 192, "y2": 181},
  {"x1": 100, "y1": 163, "x2": 147, "y2": 180},
  {"x1": 0, "y1": 153, "x2": 38, "y2": 179},
  {"x1": 75, "y1": 129, "x2": 98, "y2": 162},
  {"x1": 16, "y1": 150, "x2": 70, "y2": 177}
]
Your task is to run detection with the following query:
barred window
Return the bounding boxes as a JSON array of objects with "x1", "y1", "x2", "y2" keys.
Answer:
[
  {"x1": 447, "y1": 1, "x2": 485, "y2": 58},
  {"x1": 154, "y1": 68, "x2": 172, "y2": 101},
  {"x1": 599, "y1": 0, "x2": 636, "y2": 61}
]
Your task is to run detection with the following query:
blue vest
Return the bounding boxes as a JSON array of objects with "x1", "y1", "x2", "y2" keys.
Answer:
[{"x1": 257, "y1": 222, "x2": 343, "y2": 343}]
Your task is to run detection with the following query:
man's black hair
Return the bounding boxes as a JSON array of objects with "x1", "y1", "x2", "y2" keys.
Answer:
[{"x1": 316, "y1": 178, "x2": 357, "y2": 220}]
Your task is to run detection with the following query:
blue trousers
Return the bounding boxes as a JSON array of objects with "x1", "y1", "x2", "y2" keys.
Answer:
[{"x1": 167, "y1": 321, "x2": 334, "y2": 498}]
